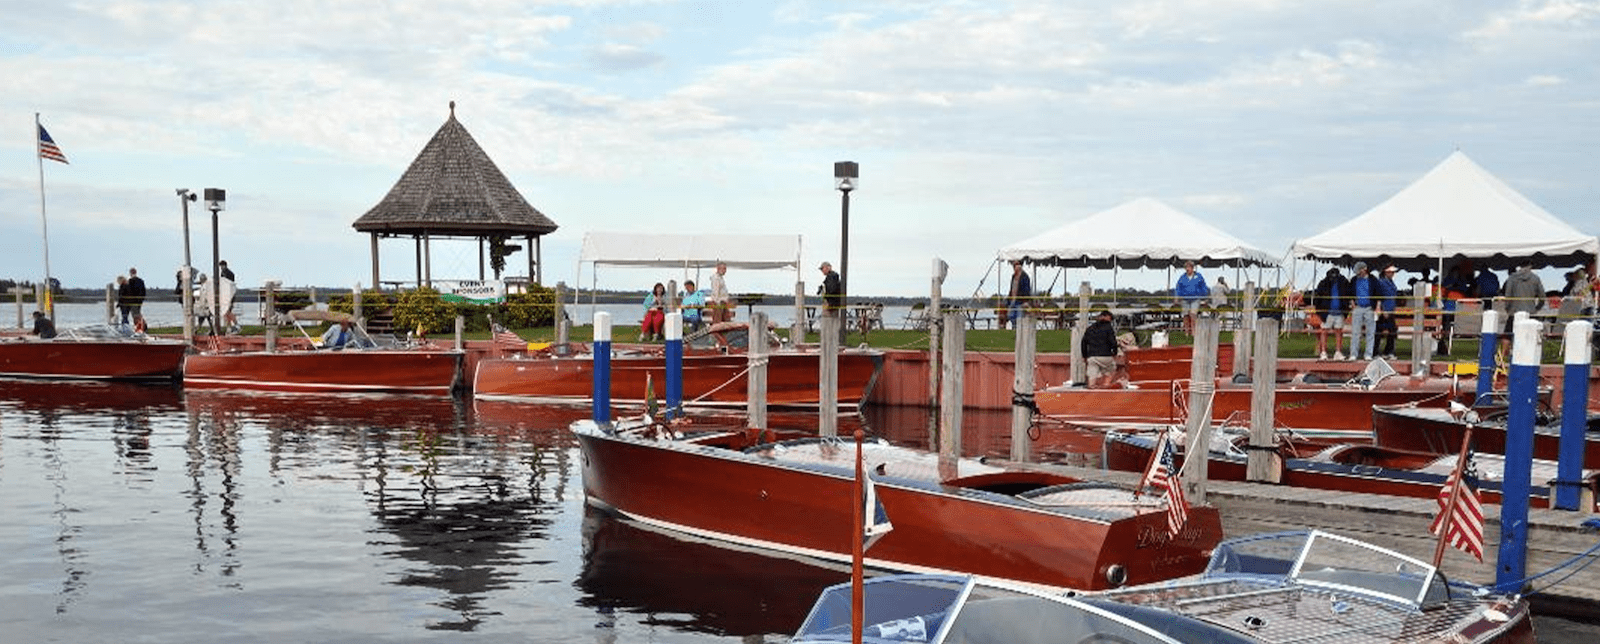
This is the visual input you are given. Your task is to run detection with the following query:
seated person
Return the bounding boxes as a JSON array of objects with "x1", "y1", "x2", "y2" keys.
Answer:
[
  {"x1": 680, "y1": 280, "x2": 706, "y2": 331},
  {"x1": 641, "y1": 282, "x2": 667, "y2": 341},
  {"x1": 320, "y1": 319, "x2": 365, "y2": 349},
  {"x1": 31, "y1": 311, "x2": 57, "y2": 339}
]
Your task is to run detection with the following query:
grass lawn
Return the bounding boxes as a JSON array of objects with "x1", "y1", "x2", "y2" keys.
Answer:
[{"x1": 157, "y1": 322, "x2": 1567, "y2": 364}]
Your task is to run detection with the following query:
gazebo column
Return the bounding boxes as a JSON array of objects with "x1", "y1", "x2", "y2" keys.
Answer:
[
  {"x1": 414, "y1": 235, "x2": 423, "y2": 288},
  {"x1": 423, "y1": 232, "x2": 432, "y2": 288},
  {"x1": 532, "y1": 235, "x2": 541, "y2": 285},
  {"x1": 369, "y1": 233, "x2": 380, "y2": 290},
  {"x1": 478, "y1": 237, "x2": 486, "y2": 280}
]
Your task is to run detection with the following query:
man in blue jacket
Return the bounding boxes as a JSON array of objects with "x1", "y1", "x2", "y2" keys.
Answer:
[{"x1": 1174, "y1": 260, "x2": 1210, "y2": 336}]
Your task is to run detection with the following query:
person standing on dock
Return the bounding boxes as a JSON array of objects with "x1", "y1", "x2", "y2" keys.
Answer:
[
  {"x1": 218, "y1": 260, "x2": 239, "y2": 334},
  {"x1": 1374, "y1": 265, "x2": 1400, "y2": 360},
  {"x1": 1347, "y1": 262, "x2": 1381, "y2": 361},
  {"x1": 1082, "y1": 308, "x2": 1119, "y2": 388},
  {"x1": 125, "y1": 267, "x2": 148, "y2": 333},
  {"x1": 708, "y1": 261, "x2": 731, "y2": 323},
  {"x1": 1312, "y1": 267, "x2": 1350, "y2": 360},
  {"x1": 1002, "y1": 260, "x2": 1031, "y2": 330},
  {"x1": 1174, "y1": 260, "x2": 1209, "y2": 336},
  {"x1": 115, "y1": 275, "x2": 132, "y2": 330}
]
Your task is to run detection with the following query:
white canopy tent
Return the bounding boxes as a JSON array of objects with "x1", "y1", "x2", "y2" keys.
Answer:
[
  {"x1": 574, "y1": 231, "x2": 805, "y2": 323},
  {"x1": 1291, "y1": 151, "x2": 1599, "y2": 273},
  {"x1": 993, "y1": 197, "x2": 1279, "y2": 304},
  {"x1": 998, "y1": 197, "x2": 1280, "y2": 269}
]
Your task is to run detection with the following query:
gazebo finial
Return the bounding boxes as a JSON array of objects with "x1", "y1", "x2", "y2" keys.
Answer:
[{"x1": 449, "y1": 100, "x2": 456, "y2": 118}]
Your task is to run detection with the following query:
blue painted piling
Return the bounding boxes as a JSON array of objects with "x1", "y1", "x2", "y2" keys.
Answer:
[
  {"x1": 1474, "y1": 310, "x2": 1500, "y2": 406},
  {"x1": 593, "y1": 312, "x2": 612, "y2": 425},
  {"x1": 1495, "y1": 318, "x2": 1540, "y2": 593},
  {"x1": 1555, "y1": 321, "x2": 1593, "y2": 511},
  {"x1": 665, "y1": 312, "x2": 683, "y2": 419}
]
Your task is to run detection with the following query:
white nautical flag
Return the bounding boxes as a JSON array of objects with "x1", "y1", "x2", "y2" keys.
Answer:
[{"x1": 862, "y1": 469, "x2": 893, "y2": 551}]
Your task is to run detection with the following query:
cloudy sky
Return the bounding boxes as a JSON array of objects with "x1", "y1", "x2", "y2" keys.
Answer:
[{"x1": 3, "y1": 0, "x2": 1598, "y2": 299}]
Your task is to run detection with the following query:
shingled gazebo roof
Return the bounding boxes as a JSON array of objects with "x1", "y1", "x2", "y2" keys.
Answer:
[{"x1": 353, "y1": 103, "x2": 559, "y2": 237}]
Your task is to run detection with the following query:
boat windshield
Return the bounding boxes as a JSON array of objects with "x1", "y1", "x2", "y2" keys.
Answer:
[
  {"x1": 1205, "y1": 530, "x2": 1449, "y2": 609},
  {"x1": 792, "y1": 575, "x2": 1187, "y2": 644}
]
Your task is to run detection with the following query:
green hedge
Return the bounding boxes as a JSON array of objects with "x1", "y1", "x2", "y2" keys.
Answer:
[{"x1": 328, "y1": 285, "x2": 557, "y2": 333}]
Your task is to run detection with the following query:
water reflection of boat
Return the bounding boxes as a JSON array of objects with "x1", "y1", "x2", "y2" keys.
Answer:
[
  {"x1": 0, "y1": 378, "x2": 183, "y2": 413},
  {"x1": 791, "y1": 530, "x2": 1535, "y2": 644},
  {"x1": 0, "y1": 325, "x2": 186, "y2": 381},
  {"x1": 577, "y1": 507, "x2": 847, "y2": 638},
  {"x1": 573, "y1": 417, "x2": 1223, "y2": 592},
  {"x1": 183, "y1": 389, "x2": 468, "y2": 430}
]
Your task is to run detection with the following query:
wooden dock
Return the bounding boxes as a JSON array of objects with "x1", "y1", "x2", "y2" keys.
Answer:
[{"x1": 995, "y1": 458, "x2": 1600, "y2": 617}]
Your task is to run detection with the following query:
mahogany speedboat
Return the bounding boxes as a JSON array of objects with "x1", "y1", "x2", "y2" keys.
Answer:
[
  {"x1": 0, "y1": 324, "x2": 186, "y2": 380},
  {"x1": 1037, "y1": 360, "x2": 1458, "y2": 432},
  {"x1": 475, "y1": 322, "x2": 882, "y2": 409},
  {"x1": 792, "y1": 530, "x2": 1535, "y2": 644},
  {"x1": 182, "y1": 312, "x2": 462, "y2": 394},
  {"x1": 572, "y1": 416, "x2": 1223, "y2": 591},
  {"x1": 1373, "y1": 401, "x2": 1600, "y2": 468},
  {"x1": 1104, "y1": 427, "x2": 1600, "y2": 510}
]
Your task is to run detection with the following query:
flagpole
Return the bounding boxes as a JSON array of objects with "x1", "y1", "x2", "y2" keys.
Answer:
[
  {"x1": 35, "y1": 113, "x2": 54, "y2": 317},
  {"x1": 1432, "y1": 425, "x2": 1474, "y2": 568},
  {"x1": 851, "y1": 428, "x2": 865, "y2": 644}
]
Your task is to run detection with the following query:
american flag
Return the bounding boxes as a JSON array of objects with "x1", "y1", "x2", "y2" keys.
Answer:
[
  {"x1": 494, "y1": 326, "x2": 525, "y2": 350},
  {"x1": 37, "y1": 124, "x2": 68, "y2": 164},
  {"x1": 862, "y1": 469, "x2": 893, "y2": 551},
  {"x1": 1430, "y1": 458, "x2": 1485, "y2": 561},
  {"x1": 1139, "y1": 433, "x2": 1189, "y2": 537}
]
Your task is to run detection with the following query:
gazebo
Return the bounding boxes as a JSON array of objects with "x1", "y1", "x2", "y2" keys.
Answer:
[{"x1": 353, "y1": 102, "x2": 559, "y2": 290}]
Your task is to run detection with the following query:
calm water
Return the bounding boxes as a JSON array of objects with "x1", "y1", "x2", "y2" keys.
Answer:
[{"x1": 0, "y1": 383, "x2": 1595, "y2": 642}]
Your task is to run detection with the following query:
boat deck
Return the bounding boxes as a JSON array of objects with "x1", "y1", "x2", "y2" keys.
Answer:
[{"x1": 747, "y1": 438, "x2": 1167, "y2": 521}]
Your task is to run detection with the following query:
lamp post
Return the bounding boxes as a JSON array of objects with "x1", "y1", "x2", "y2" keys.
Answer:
[
  {"x1": 176, "y1": 189, "x2": 197, "y2": 343},
  {"x1": 204, "y1": 188, "x2": 226, "y2": 336},
  {"x1": 834, "y1": 161, "x2": 858, "y2": 341}
]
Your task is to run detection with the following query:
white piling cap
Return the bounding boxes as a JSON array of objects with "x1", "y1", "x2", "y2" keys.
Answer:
[
  {"x1": 1480, "y1": 309, "x2": 1499, "y2": 335},
  {"x1": 1512, "y1": 318, "x2": 1541, "y2": 366},
  {"x1": 665, "y1": 312, "x2": 682, "y2": 340},
  {"x1": 593, "y1": 311, "x2": 612, "y2": 342},
  {"x1": 1565, "y1": 320, "x2": 1593, "y2": 365}
]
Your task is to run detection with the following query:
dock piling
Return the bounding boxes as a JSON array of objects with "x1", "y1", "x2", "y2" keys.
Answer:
[
  {"x1": 1010, "y1": 312, "x2": 1036, "y2": 462},
  {"x1": 820, "y1": 315, "x2": 839, "y2": 436},
  {"x1": 592, "y1": 312, "x2": 612, "y2": 425},
  {"x1": 1496, "y1": 318, "x2": 1541, "y2": 592},
  {"x1": 1555, "y1": 320, "x2": 1592, "y2": 510},
  {"x1": 1475, "y1": 310, "x2": 1501, "y2": 405},
  {"x1": 1247, "y1": 316, "x2": 1280, "y2": 482},
  {"x1": 665, "y1": 312, "x2": 683, "y2": 419},
  {"x1": 939, "y1": 311, "x2": 966, "y2": 468},
  {"x1": 747, "y1": 312, "x2": 769, "y2": 430}
]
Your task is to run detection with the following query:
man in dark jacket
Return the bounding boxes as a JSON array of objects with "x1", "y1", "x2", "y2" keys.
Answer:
[
  {"x1": 1081, "y1": 308, "x2": 1119, "y2": 388},
  {"x1": 1312, "y1": 267, "x2": 1351, "y2": 360},
  {"x1": 31, "y1": 311, "x2": 57, "y2": 339},
  {"x1": 125, "y1": 267, "x2": 148, "y2": 333}
]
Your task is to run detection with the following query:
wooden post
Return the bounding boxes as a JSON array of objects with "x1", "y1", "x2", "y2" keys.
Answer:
[
  {"x1": 747, "y1": 312, "x2": 769, "y2": 430},
  {"x1": 454, "y1": 314, "x2": 464, "y2": 351},
  {"x1": 12, "y1": 287, "x2": 23, "y2": 329},
  {"x1": 1410, "y1": 281, "x2": 1429, "y2": 371},
  {"x1": 1246, "y1": 317, "x2": 1281, "y2": 483},
  {"x1": 105, "y1": 283, "x2": 115, "y2": 326},
  {"x1": 555, "y1": 282, "x2": 569, "y2": 348},
  {"x1": 819, "y1": 315, "x2": 839, "y2": 437},
  {"x1": 939, "y1": 311, "x2": 966, "y2": 470},
  {"x1": 1233, "y1": 281, "x2": 1256, "y2": 378},
  {"x1": 1182, "y1": 316, "x2": 1220, "y2": 503},
  {"x1": 1070, "y1": 281, "x2": 1090, "y2": 384},
  {"x1": 264, "y1": 281, "x2": 280, "y2": 353},
  {"x1": 928, "y1": 260, "x2": 945, "y2": 445},
  {"x1": 792, "y1": 280, "x2": 806, "y2": 347},
  {"x1": 1010, "y1": 312, "x2": 1036, "y2": 462}
]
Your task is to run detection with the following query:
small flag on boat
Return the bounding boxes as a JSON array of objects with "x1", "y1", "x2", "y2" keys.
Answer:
[
  {"x1": 494, "y1": 326, "x2": 525, "y2": 350},
  {"x1": 1139, "y1": 433, "x2": 1188, "y2": 537},
  {"x1": 1430, "y1": 456, "x2": 1485, "y2": 561},
  {"x1": 862, "y1": 468, "x2": 893, "y2": 551},
  {"x1": 38, "y1": 124, "x2": 68, "y2": 164}
]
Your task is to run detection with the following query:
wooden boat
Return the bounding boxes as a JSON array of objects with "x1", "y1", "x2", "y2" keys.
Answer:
[
  {"x1": 572, "y1": 417, "x2": 1224, "y2": 591},
  {"x1": 1036, "y1": 365, "x2": 1458, "y2": 432},
  {"x1": 792, "y1": 530, "x2": 1535, "y2": 644},
  {"x1": 0, "y1": 324, "x2": 187, "y2": 380},
  {"x1": 183, "y1": 311, "x2": 462, "y2": 394},
  {"x1": 1123, "y1": 343, "x2": 1235, "y2": 382},
  {"x1": 1104, "y1": 427, "x2": 1600, "y2": 510},
  {"x1": 475, "y1": 321, "x2": 883, "y2": 409},
  {"x1": 1373, "y1": 401, "x2": 1600, "y2": 468}
]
